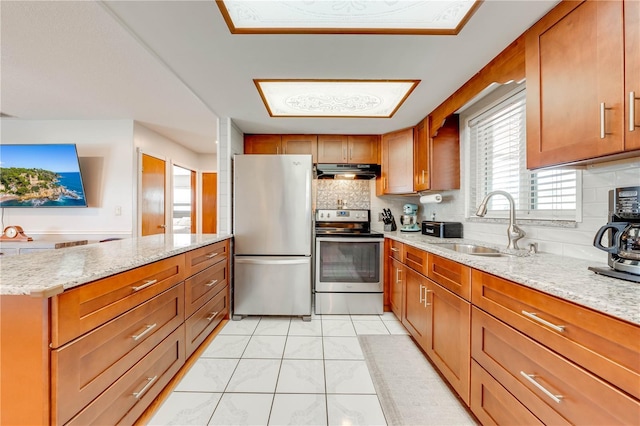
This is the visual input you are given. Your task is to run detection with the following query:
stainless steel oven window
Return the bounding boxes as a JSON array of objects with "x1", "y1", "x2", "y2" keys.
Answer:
[{"x1": 315, "y1": 238, "x2": 383, "y2": 284}]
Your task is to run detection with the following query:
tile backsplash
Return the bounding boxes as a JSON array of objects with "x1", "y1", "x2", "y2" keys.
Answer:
[
  {"x1": 315, "y1": 180, "x2": 370, "y2": 209},
  {"x1": 371, "y1": 158, "x2": 640, "y2": 263}
]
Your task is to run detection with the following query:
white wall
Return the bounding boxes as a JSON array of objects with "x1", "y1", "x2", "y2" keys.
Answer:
[
  {"x1": 217, "y1": 117, "x2": 243, "y2": 235},
  {"x1": 1, "y1": 119, "x2": 135, "y2": 240},
  {"x1": 371, "y1": 157, "x2": 640, "y2": 264}
]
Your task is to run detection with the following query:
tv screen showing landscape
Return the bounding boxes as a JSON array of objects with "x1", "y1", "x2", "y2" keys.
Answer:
[{"x1": 0, "y1": 144, "x2": 88, "y2": 207}]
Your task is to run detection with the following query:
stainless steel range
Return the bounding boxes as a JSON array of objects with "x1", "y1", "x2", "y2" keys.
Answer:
[{"x1": 314, "y1": 209, "x2": 384, "y2": 315}]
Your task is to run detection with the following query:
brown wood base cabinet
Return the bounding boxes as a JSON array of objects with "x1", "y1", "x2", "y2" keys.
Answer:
[
  {"x1": 0, "y1": 239, "x2": 230, "y2": 426},
  {"x1": 384, "y1": 238, "x2": 640, "y2": 424},
  {"x1": 386, "y1": 240, "x2": 471, "y2": 405}
]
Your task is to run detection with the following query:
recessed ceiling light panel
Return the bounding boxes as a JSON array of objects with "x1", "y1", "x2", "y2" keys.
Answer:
[
  {"x1": 254, "y1": 80, "x2": 420, "y2": 118},
  {"x1": 218, "y1": 1, "x2": 480, "y2": 35}
]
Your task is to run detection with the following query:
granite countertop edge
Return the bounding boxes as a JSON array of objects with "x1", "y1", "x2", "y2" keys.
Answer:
[
  {"x1": 383, "y1": 231, "x2": 640, "y2": 326},
  {"x1": 0, "y1": 234, "x2": 233, "y2": 297}
]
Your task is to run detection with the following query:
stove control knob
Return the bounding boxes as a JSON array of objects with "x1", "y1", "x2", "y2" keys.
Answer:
[{"x1": 327, "y1": 213, "x2": 331, "y2": 218}]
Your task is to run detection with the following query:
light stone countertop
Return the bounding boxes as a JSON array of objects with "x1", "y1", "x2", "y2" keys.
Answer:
[
  {"x1": 0, "y1": 234, "x2": 232, "y2": 297},
  {"x1": 384, "y1": 231, "x2": 640, "y2": 326}
]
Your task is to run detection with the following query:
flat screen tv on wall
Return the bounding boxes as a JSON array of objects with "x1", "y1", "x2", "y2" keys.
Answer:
[{"x1": 0, "y1": 144, "x2": 88, "y2": 207}]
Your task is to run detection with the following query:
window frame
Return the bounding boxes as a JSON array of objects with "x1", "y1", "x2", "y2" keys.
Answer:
[{"x1": 462, "y1": 84, "x2": 582, "y2": 223}]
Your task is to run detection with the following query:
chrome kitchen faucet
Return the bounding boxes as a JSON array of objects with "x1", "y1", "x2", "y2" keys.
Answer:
[{"x1": 475, "y1": 190, "x2": 526, "y2": 250}]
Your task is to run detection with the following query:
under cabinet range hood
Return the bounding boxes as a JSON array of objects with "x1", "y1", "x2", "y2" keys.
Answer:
[{"x1": 316, "y1": 163, "x2": 380, "y2": 179}]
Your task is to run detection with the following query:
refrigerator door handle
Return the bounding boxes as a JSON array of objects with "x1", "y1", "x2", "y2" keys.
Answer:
[{"x1": 235, "y1": 258, "x2": 310, "y2": 265}]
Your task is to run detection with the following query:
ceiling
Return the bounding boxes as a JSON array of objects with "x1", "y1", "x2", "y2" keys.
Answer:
[{"x1": 1, "y1": 1, "x2": 560, "y2": 155}]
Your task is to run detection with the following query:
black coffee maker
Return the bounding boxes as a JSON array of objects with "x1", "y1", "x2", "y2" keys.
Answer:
[{"x1": 591, "y1": 186, "x2": 640, "y2": 281}]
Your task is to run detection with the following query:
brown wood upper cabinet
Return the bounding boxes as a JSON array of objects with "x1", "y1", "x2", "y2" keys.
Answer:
[
  {"x1": 317, "y1": 134, "x2": 378, "y2": 164},
  {"x1": 526, "y1": 0, "x2": 640, "y2": 168},
  {"x1": 245, "y1": 134, "x2": 318, "y2": 162},
  {"x1": 381, "y1": 127, "x2": 414, "y2": 194},
  {"x1": 415, "y1": 115, "x2": 461, "y2": 192}
]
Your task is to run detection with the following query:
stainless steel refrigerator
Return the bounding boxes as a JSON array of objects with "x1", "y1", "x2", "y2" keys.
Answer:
[{"x1": 233, "y1": 154, "x2": 312, "y2": 319}]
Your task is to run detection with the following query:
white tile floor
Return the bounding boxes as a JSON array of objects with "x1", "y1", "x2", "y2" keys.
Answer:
[{"x1": 147, "y1": 313, "x2": 411, "y2": 426}]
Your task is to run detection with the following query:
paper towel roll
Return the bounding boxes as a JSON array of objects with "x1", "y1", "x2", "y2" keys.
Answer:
[{"x1": 419, "y1": 194, "x2": 442, "y2": 204}]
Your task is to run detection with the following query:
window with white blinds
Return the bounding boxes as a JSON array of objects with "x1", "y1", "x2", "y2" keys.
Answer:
[{"x1": 469, "y1": 88, "x2": 579, "y2": 220}]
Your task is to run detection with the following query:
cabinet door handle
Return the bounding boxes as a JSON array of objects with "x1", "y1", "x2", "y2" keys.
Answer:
[
  {"x1": 383, "y1": 178, "x2": 387, "y2": 189},
  {"x1": 206, "y1": 311, "x2": 220, "y2": 322},
  {"x1": 390, "y1": 247, "x2": 400, "y2": 252},
  {"x1": 205, "y1": 279, "x2": 219, "y2": 287},
  {"x1": 520, "y1": 371, "x2": 563, "y2": 404},
  {"x1": 396, "y1": 268, "x2": 401, "y2": 283},
  {"x1": 421, "y1": 170, "x2": 426, "y2": 184},
  {"x1": 631, "y1": 91, "x2": 639, "y2": 132},
  {"x1": 132, "y1": 375, "x2": 158, "y2": 399},
  {"x1": 132, "y1": 279, "x2": 157, "y2": 292},
  {"x1": 424, "y1": 289, "x2": 432, "y2": 307},
  {"x1": 132, "y1": 323, "x2": 157, "y2": 341},
  {"x1": 206, "y1": 252, "x2": 219, "y2": 259},
  {"x1": 521, "y1": 310, "x2": 565, "y2": 332},
  {"x1": 419, "y1": 284, "x2": 425, "y2": 304},
  {"x1": 343, "y1": 147, "x2": 347, "y2": 161},
  {"x1": 600, "y1": 102, "x2": 613, "y2": 139}
]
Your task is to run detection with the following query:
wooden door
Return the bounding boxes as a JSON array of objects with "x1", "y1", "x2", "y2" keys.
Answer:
[
  {"x1": 202, "y1": 172, "x2": 217, "y2": 234},
  {"x1": 317, "y1": 135, "x2": 347, "y2": 163},
  {"x1": 413, "y1": 118, "x2": 430, "y2": 191},
  {"x1": 526, "y1": 0, "x2": 625, "y2": 168},
  {"x1": 348, "y1": 135, "x2": 378, "y2": 164},
  {"x1": 141, "y1": 154, "x2": 166, "y2": 236},
  {"x1": 425, "y1": 280, "x2": 471, "y2": 404},
  {"x1": 389, "y1": 258, "x2": 404, "y2": 320},
  {"x1": 281, "y1": 135, "x2": 318, "y2": 162},
  {"x1": 244, "y1": 134, "x2": 281, "y2": 154},
  {"x1": 431, "y1": 115, "x2": 460, "y2": 190},
  {"x1": 625, "y1": 0, "x2": 640, "y2": 150},
  {"x1": 402, "y1": 267, "x2": 428, "y2": 344},
  {"x1": 382, "y1": 128, "x2": 414, "y2": 194}
]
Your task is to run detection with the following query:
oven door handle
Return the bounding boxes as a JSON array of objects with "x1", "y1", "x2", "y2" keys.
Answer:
[
  {"x1": 235, "y1": 258, "x2": 310, "y2": 265},
  {"x1": 316, "y1": 237, "x2": 384, "y2": 243}
]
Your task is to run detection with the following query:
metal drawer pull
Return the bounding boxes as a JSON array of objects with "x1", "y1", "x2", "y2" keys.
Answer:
[
  {"x1": 419, "y1": 285, "x2": 425, "y2": 304},
  {"x1": 390, "y1": 247, "x2": 400, "y2": 252},
  {"x1": 206, "y1": 311, "x2": 219, "y2": 322},
  {"x1": 206, "y1": 252, "x2": 219, "y2": 259},
  {"x1": 132, "y1": 279, "x2": 157, "y2": 292},
  {"x1": 631, "y1": 91, "x2": 639, "y2": 132},
  {"x1": 132, "y1": 323, "x2": 157, "y2": 341},
  {"x1": 396, "y1": 268, "x2": 401, "y2": 283},
  {"x1": 520, "y1": 371, "x2": 563, "y2": 404},
  {"x1": 205, "y1": 279, "x2": 219, "y2": 287},
  {"x1": 521, "y1": 310, "x2": 565, "y2": 332},
  {"x1": 132, "y1": 375, "x2": 158, "y2": 399}
]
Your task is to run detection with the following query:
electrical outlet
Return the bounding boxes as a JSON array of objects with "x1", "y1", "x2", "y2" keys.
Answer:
[{"x1": 378, "y1": 212, "x2": 384, "y2": 221}]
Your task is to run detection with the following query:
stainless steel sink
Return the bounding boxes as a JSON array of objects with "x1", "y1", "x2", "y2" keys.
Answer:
[{"x1": 431, "y1": 243, "x2": 505, "y2": 257}]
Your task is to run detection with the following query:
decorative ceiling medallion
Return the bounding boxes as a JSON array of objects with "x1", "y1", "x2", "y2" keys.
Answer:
[
  {"x1": 217, "y1": 0, "x2": 481, "y2": 35},
  {"x1": 254, "y1": 79, "x2": 420, "y2": 118}
]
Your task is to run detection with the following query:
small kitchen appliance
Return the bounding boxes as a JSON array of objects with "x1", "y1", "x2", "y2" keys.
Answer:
[
  {"x1": 314, "y1": 209, "x2": 384, "y2": 314},
  {"x1": 590, "y1": 186, "x2": 640, "y2": 282},
  {"x1": 400, "y1": 203, "x2": 420, "y2": 232},
  {"x1": 422, "y1": 221, "x2": 463, "y2": 238}
]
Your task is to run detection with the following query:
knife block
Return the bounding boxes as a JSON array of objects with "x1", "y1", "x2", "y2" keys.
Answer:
[{"x1": 384, "y1": 219, "x2": 397, "y2": 232}]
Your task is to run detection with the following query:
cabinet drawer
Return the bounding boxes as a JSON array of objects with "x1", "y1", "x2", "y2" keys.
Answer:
[
  {"x1": 403, "y1": 245, "x2": 428, "y2": 276},
  {"x1": 185, "y1": 285, "x2": 229, "y2": 357},
  {"x1": 427, "y1": 253, "x2": 471, "y2": 300},
  {"x1": 52, "y1": 284, "x2": 184, "y2": 425},
  {"x1": 66, "y1": 325, "x2": 185, "y2": 426},
  {"x1": 51, "y1": 254, "x2": 185, "y2": 347},
  {"x1": 470, "y1": 360, "x2": 542, "y2": 426},
  {"x1": 185, "y1": 260, "x2": 228, "y2": 317},
  {"x1": 185, "y1": 240, "x2": 229, "y2": 276},
  {"x1": 472, "y1": 270, "x2": 640, "y2": 399},
  {"x1": 472, "y1": 308, "x2": 640, "y2": 425},
  {"x1": 388, "y1": 239, "x2": 403, "y2": 261}
]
